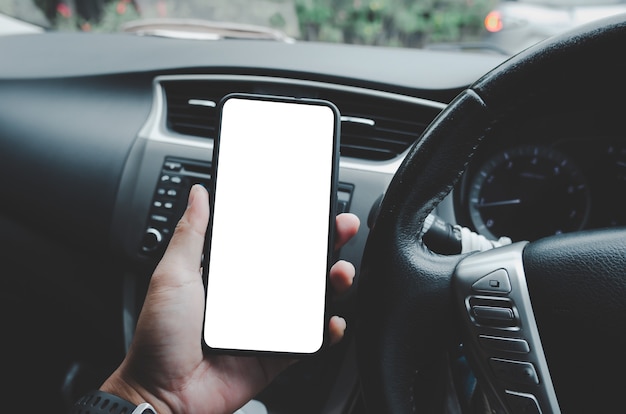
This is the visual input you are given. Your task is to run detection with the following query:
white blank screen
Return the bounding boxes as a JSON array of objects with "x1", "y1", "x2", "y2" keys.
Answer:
[{"x1": 203, "y1": 96, "x2": 337, "y2": 354}]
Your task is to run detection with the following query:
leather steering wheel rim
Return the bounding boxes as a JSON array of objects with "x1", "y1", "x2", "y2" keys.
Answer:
[{"x1": 356, "y1": 14, "x2": 626, "y2": 414}]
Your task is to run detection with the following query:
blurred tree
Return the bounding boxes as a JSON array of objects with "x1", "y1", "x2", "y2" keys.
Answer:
[
  {"x1": 32, "y1": 0, "x2": 139, "y2": 30},
  {"x1": 296, "y1": 0, "x2": 494, "y2": 48},
  {"x1": 4, "y1": 0, "x2": 493, "y2": 47}
]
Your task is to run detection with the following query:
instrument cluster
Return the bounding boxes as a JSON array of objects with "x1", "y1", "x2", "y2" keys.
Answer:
[{"x1": 457, "y1": 136, "x2": 626, "y2": 243}]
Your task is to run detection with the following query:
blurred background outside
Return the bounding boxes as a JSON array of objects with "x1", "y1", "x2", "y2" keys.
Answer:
[
  {"x1": 0, "y1": 0, "x2": 495, "y2": 49},
  {"x1": 2, "y1": 0, "x2": 625, "y2": 54}
]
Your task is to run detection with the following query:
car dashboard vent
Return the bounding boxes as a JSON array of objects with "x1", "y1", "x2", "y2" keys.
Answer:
[{"x1": 162, "y1": 79, "x2": 443, "y2": 161}]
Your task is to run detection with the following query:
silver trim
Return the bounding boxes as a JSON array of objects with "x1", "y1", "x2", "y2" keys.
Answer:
[
  {"x1": 138, "y1": 74, "x2": 447, "y2": 175},
  {"x1": 155, "y1": 74, "x2": 447, "y2": 109},
  {"x1": 454, "y1": 242, "x2": 561, "y2": 413},
  {"x1": 505, "y1": 390, "x2": 543, "y2": 414},
  {"x1": 188, "y1": 99, "x2": 216, "y2": 107},
  {"x1": 340, "y1": 115, "x2": 375, "y2": 126}
]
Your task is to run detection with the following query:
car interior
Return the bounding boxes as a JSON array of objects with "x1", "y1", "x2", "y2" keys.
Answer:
[{"x1": 1, "y1": 7, "x2": 626, "y2": 413}]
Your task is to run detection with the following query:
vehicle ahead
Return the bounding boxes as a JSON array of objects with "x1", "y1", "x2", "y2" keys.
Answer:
[
  {"x1": 483, "y1": 0, "x2": 626, "y2": 53},
  {"x1": 1, "y1": 1, "x2": 626, "y2": 413}
]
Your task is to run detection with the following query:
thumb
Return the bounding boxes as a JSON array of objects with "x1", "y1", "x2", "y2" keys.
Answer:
[{"x1": 153, "y1": 184, "x2": 210, "y2": 282}]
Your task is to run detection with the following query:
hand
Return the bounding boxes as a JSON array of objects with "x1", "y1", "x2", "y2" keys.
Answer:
[{"x1": 100, "y1": 184, "x2": 360, "y2": 414}]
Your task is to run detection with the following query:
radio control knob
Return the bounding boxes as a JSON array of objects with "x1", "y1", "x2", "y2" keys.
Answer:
[{"x1": 142, "y1": 227, "x2": 163, "y2": 252}]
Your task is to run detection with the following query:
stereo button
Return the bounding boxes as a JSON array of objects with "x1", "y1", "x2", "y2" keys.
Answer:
[
  {"x1": 142, "y1": 228, "x2": 163, "y2": 253},
  {"x1": 150, "y1": 214, "x2": 169, "y2": 224},
  {"x1": 164, "y1": 161, "x2": 182, "y2": 171}
]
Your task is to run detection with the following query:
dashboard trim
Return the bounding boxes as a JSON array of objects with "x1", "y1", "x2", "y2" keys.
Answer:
[{"x1": 138, "y1": 74, "x2": 447, "y2": 175}]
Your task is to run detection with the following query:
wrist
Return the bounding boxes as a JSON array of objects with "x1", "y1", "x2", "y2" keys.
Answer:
[
  {"x1": 99, "y1": 370, "x2": 173, "y2": 414},
  {"x1": 71, "y1": 390, "x2": 156, "y2": 414}
]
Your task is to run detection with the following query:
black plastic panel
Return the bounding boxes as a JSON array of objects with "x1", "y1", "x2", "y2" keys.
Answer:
[{"x1": 0, "y1": 75, "x2": 153, "y2": 252}]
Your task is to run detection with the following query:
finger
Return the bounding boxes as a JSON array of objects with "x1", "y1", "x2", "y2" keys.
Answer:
[
  {"x1": 329, "y1": 259, "x2": 355, "y2": 295},
  {"x1": 153, "y1": 184, "x2": 210, "y2": 281},
  {"x1": 334, "y1": 213, "x2": 360, "y2": 250},
  {"x1": 328, "y1": 316, "x2": 347, "y2": 345}
]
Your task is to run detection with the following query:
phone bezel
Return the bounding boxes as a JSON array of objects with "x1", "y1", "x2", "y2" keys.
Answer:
[{"x1": 201, "y1": 93, "x2": 341, "y2": 356}]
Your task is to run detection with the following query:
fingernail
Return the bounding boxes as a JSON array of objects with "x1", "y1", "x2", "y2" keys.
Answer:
[
  {"x1": 330, "y1": 316, "x2": 347, "y2": 345},
  {"x1": 336, "y1": 316, "x2": 347, "y2": 331}
]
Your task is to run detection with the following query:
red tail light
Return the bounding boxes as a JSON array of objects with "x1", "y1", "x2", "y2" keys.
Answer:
[{"x1": 485, "y1": 10, "x2": 503, "y2": 33}]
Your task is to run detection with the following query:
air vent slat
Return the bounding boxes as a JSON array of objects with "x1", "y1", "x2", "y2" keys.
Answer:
[
  {"x1": 341, "y1": 132, "x2": 411, "y2": 148},
  {"x1": 171, "y1": 122, "x2": 214, "y2": 132},
  {"x1": 161, "y1": 79, "x2": 442, "y2": 161}
]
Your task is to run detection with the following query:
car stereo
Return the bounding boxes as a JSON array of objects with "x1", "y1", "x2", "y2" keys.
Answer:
[
  {"x1": 140, "y1": 157, "x2": 212, "y2": 256},
  {"x1": 140, "y1": 157, "x2": 353, "y2": 257}
]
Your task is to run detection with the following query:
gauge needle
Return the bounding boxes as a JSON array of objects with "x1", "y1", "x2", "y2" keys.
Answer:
[{"x1": 475, "y1": 199, "x2": 522, "y2": 208}]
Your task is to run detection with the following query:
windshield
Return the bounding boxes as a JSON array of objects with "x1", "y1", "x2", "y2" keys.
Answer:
[
  {"x1": 2, "y1": 0, "x2": 625, "y2": 54},
  {"x1": 0, "y1": 0, "x2": 496, "y2": 49},
  {"x1": 519, "y1": 0, "x2": 626, "y2": 5}
]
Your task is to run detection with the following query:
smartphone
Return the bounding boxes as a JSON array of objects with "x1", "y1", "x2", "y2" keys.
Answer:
[{"x1": 202, "y1": 93, "x2": 340, "y2": 355}]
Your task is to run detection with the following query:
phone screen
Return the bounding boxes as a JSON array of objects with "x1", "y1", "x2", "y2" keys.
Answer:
[{"x1": 202, "y1": 94, "x2": 340, "y2": 355}]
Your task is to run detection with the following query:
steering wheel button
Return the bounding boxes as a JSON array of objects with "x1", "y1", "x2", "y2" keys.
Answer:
[
  {"x1": 471, "y1": 305, "x2": 515, "y2": 326},
  {"x1": 490, "y1": 358, "x2": 539, "y2": 385},
  {"x1": 472, "y1": 269, "x2": 512, "y2": 293},
  {"x1": 479, "y1": 335, "x2": 530, "y2": 353},
  {"x1": 505, "y1": 390, "x2": 542, "y2": 414}
]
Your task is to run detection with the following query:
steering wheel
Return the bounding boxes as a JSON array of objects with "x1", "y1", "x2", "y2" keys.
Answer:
[{"x1": 356, "y1": 14, "x2": 626, "y2": 414}]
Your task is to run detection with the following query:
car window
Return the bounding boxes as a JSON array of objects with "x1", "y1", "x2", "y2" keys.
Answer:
[
  {"x1": 2, "y1": 0, "x2": 626, "y2": 55},
  {"x1": 519, "y1": 0, "x2": 626, "y2": 5},
  {"x1": 0, "y1": 0, "x2": 498, "y2": 52}
]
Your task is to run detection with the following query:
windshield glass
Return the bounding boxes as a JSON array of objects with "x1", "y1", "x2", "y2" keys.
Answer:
[
  {"x1": 1, "y1": 0, "x2": 625, "y2": 54},
  {"x1": 519, "y1": 0, "x2": 625, "y2": 5},
  {"x1": 0, "y1": 0, "x2": 496, "y2": 48}
]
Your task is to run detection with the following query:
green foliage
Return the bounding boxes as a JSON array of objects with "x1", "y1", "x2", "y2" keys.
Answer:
[
  {"x1": 295, "y1": 0, "x2": 496, "y2": 48},
  {"x1": 92, "y1": 1, "x2": 140, "y2": 32},
  {"x1": 25, "y1": 0, "x2": 140, "y2": 32}
]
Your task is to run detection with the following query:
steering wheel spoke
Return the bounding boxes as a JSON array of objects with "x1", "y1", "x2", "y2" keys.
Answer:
[{"x1": 454, "y1": 242, "x2": 559, "y2": 414}]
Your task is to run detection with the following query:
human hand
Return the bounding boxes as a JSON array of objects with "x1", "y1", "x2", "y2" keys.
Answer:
[{"x1": 100, "y1": 184, "x2": 360, "y2": 414}]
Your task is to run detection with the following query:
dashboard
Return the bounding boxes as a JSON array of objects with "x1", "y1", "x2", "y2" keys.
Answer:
[{"x1": 1, "y1": 29, "x2": 624, "y2": 413}]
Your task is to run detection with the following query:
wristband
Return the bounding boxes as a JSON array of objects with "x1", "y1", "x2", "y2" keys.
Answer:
[{"x1": 71, "y1": 390, "x2": 157, "y2": 414}]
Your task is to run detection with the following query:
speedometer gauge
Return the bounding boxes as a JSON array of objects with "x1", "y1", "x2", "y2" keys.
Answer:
[{"x1": 468, "y1": 145, "x2": 590, "y2": 242}]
